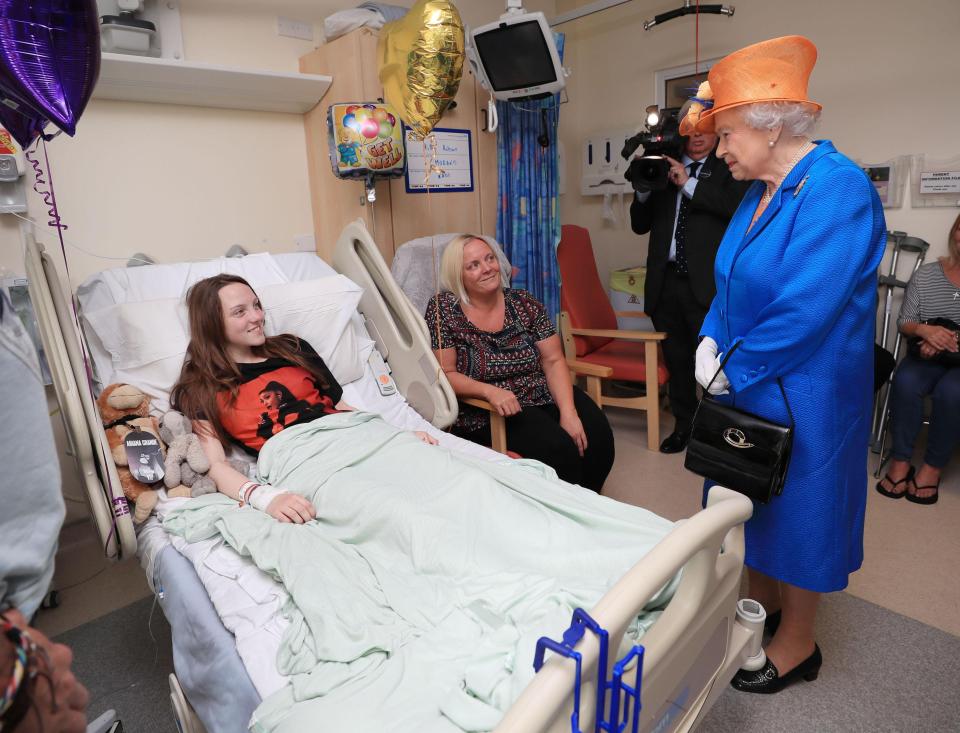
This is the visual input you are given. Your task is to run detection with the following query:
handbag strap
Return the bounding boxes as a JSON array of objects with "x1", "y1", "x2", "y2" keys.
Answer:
[{"x1": 705, "y1": 340, "x2": 796, "y2": 429}]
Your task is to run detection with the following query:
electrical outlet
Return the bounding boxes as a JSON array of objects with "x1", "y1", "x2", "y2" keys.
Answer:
[
  {"x1": 277, "y1": 17, "x2": 314, "y2": 42},
  {"x1": 294, "y1": 234, "x2": 316, "y2": 253}
]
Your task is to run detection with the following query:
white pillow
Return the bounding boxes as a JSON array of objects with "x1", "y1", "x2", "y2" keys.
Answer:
[
  {"x1": 259, "y1": 275, "x2": 373, "y2": 385},
  {"x1": 82, "y1": 298, "x2": 190, "y2": 412}
]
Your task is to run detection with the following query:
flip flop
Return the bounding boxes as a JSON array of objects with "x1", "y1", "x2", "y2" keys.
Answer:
[
  {"x1": 906, "y1": 476, "x2": 939, "y2": 505},
  {"x1": 875, "y1": 465, "x2": 914, "y2": 499}
]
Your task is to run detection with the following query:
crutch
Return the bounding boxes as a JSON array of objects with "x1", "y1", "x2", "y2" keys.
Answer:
[{"x1": 871, "y1": 231, "x2": 929, "y2": 476}]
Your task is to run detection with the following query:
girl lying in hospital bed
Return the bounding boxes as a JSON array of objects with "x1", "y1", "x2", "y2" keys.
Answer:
[
  {"x1": 162, "y1": 273, "x2": 677, "y2": 732},
  {"x1": 170, "y1": 273, "x2": 438, "y2": 522}
]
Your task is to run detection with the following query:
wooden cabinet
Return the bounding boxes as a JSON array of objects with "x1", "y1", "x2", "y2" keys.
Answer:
[{"x1": 300, "y1": 30, "x2": 497, "y2": 265}]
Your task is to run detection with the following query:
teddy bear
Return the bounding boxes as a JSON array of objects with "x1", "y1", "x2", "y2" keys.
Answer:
[
  {"x1": 96, "y1": 383, "x2": 190, "y2": 523},
  {"x1": 159, "y1": 409, "x2": 251, "y2": 498}
]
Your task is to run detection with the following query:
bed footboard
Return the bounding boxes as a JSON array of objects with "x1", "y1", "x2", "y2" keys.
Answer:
[
  {"x1": 496, "y1": 486, "x2": 754, "y2": 733},
  {"x1": 332, "y1": 219, "x2": 458, "y2": 428}
]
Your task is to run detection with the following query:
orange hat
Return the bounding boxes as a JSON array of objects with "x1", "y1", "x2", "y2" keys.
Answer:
[{"x1": 679, "y1": 35, "x2": 821, "y2": 135}]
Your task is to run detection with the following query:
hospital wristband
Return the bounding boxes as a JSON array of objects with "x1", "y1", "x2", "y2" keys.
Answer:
[
  {"x1": 237, "y1": 481, "x2": 259, "y2": 506},
  {"x1": 248, "y1": 484, "x2": 288, "y2": 513}
]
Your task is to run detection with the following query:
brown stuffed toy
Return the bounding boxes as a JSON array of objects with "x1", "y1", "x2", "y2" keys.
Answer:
[{"x1": 96, "y1": 383, "x2": 190, "y2": 523}]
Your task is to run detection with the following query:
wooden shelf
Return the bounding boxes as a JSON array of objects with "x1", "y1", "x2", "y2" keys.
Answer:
[{"x1": 94, "y1": 52, "x2": 332, "y2": 114}]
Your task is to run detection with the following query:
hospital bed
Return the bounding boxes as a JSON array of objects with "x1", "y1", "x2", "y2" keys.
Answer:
[{"x1": 26, "y1": 219, "x2": 759, "y2": 733}]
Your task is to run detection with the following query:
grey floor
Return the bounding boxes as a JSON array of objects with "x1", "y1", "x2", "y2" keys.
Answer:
[
  {"x1": 699, "y1": 592, "x2": 960, "y2": 733},
  {"x1": 54, "y1": 595, "x2": 176, "y2": 732}
]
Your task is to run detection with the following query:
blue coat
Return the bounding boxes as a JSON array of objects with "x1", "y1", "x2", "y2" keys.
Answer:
[{"x1": 700, "y1": 141, "x2": 886, "y2": 592}]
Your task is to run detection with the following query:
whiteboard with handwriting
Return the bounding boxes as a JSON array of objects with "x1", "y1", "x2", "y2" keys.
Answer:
[{"x1": 404, "y1": 127, "x2": 475, "y2": 193}]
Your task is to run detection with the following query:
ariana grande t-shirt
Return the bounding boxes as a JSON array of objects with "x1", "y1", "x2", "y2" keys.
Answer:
[{"x1": 217, "y1": 339, "x2": 343, "y2": 455}]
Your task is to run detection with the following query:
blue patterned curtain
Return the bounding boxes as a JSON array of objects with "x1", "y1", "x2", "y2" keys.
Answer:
[{"x1": 496, "y1": 33, "x2": 564, "y2": 322}]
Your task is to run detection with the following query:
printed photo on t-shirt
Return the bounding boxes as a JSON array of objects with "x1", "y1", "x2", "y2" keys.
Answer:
[{"x1": 219, "y1": 364, "x2": 340, "y2": 453}]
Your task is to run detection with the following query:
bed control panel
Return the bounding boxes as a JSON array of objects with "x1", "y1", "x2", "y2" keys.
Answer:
[{"x1": 368, "y1": 349, "x2": 397, "y2": 396}]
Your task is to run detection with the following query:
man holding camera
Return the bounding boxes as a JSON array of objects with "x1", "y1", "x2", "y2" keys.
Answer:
[{"x1": 630, "y1": 129, "x2": 749, "y2": 453}]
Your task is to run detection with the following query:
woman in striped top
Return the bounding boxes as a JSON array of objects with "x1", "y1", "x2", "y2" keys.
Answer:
[{"x1": 876, "y1": 213, "x2": 960, "y2": 505}]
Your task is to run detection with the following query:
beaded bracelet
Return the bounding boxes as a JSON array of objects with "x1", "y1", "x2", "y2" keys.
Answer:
[{"x1": 1, "y1": 616, "x2": 36, "y2": 732}]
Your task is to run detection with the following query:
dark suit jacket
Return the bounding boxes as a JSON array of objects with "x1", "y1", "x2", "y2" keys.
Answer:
[{"x1": 630, "y1": 151, "x2": 749, "y2": 311}]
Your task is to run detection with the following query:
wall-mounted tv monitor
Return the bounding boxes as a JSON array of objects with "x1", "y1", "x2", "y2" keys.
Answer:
[{"x1": 468, "y1": 12, "x2": 566, "y2": 101}]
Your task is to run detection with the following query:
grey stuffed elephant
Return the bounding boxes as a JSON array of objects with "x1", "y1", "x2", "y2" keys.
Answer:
[{"x1": 159, "y1": 411, "x2": 216, "y2": 497}]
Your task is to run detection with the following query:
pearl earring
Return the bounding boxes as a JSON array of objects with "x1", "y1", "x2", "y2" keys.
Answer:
[{"x1": 768, "y1": 140, "x2": 775, "y2": 148}]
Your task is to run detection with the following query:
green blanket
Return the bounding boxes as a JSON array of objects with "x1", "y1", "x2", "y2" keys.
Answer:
[{"x1": 164, "y1": 411, "x2": 676, "y2": 732}]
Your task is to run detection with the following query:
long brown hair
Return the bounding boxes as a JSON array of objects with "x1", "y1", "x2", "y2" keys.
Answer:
[
  {"x1": 948, "y1": 212, "x2": 960, "y2": 268},
  {"x1": 170, "y1": 274, "x2": 330, "y2": 447}
]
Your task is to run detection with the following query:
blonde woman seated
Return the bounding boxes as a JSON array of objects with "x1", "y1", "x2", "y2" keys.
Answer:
[{"x1": 424, "y1": 235, "x2": 614, "y2": 492}]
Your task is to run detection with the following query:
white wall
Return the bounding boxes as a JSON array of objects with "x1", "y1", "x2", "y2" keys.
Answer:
[{"x1": 556, "y1": 0, "x2": 960, "y2": 285}]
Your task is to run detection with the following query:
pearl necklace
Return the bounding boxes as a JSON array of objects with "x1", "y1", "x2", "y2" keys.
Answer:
[{"x1": 759, "y1": 141, "x2": 815, "y2": 207}]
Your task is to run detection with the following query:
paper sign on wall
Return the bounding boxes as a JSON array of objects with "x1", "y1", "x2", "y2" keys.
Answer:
[
  {"x1": 404, "y1": 127, "x2": 474, "y2": 193},
  {"x1": 919, "y1": 171, "x2": 960, "y2": 194}
]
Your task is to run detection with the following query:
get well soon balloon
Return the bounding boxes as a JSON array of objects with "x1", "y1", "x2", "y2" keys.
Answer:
[
  {"x1": 378, "y1": 0, "x2": 464, "y2": 139},
  {"x1": 327, "y1": 102, "x2": 405, "y2": 180},
  {"x1": 0, "y1": 0, "x2": 100, "y2": 148}
]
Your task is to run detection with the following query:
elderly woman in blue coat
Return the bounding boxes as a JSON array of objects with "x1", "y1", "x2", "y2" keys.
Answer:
[{"x1": 680, "y1": 36, "x2": 886, "y2": 694}]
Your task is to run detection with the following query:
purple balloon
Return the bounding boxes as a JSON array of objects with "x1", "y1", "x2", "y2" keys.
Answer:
[{"x1": 0, "y1": 0, "x2": 100, "y2": 148}]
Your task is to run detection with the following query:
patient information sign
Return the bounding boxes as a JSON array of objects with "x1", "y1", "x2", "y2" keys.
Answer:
[
  {"x1": 919, "y1": 171, "x2": 960, "y2": 194},
  {"x1": 404, "y1": 127, "x2": 474, "y2": 193}
]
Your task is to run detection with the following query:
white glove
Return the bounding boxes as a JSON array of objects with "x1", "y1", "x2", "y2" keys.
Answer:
[{"x1": 695, "y1": 337, "x2": 730, "y2": 395}]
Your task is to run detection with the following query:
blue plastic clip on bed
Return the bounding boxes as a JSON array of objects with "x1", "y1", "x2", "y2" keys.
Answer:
[{"x1": 533, "y1": 608, "x2": 645, "y2": 733}]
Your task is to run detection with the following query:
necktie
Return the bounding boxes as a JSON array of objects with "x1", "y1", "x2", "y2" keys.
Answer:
[{"x1": 674, "y1": 160, "x2": 701, "y2": 275}]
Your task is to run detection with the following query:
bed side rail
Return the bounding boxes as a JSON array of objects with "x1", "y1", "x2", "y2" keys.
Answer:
[
  {"x1": 496, "y1": 486, "x2": 753, "y2": 733},
  {"x1": 332, "y1": 219, "x2": 458, "y2": 428},
  {"x1": 24, "y1": 234, "x2": 136, "y2": 560}
]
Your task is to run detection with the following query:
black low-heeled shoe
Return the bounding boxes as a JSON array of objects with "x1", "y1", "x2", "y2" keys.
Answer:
[{"x1": 731, "y1": 644, "x2": 822, "y2": 694}]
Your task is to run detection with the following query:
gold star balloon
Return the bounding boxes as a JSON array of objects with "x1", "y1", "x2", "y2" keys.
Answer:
[{"x1": 378, "y1": 0, "x2": 465, "y2": 139}]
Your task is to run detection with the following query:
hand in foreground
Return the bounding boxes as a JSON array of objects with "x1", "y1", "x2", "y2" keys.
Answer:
[
  {"x1": 414, "y1": 430, "x2": 439, "y2": 445},
  {"x1": 1, "y1": 609, "x2": 89, "y2": 733},
  {"x1": 559, "y1": 411, "x2": 587, "y2": 456},
  {"x1": 920, "y1": 324, "x2": 959, "y2": 352},
  {"x1": 264, "y1": 492, "x2": 316, "y2": 524},
  {"x1": 485, "y1": 386, "x2": 522, "y2": 417}
]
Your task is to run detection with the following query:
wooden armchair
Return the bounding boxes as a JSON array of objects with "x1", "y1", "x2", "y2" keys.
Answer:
[{"x1": 557, "y1": 225, "x2": 669, "y2": 450}]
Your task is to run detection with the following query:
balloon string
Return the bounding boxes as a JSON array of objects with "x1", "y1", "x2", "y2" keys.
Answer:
[
  {"x1": 423, "y1": 133, "x2": 445, "y2": 363},
  {"x1": 26, "y1": 139, "x2": 68, "y2": 243}
]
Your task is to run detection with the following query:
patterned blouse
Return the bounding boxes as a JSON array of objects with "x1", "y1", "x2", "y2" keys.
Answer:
[{"x1": 424, "y1": 288, "x2": 557, "y2": 432}]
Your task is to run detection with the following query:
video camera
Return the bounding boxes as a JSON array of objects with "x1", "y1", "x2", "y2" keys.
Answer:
[{"x1": 621, "y1": 106, "x2": 684, "y2": 192}]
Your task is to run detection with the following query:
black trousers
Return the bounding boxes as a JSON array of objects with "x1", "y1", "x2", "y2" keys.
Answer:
[
  {"x1": 454, "y1": 386, "x2": 614, "y2": 492},
  {"x1": 651, "y1": 265, "x2": 709, "y2": 431}
]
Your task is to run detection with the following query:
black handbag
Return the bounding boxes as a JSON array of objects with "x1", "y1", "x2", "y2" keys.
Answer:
[
  {"x1": 906, "y1": 317, "x2": 960, "y2": 367},
  {"x1": 684, "y1": 342, "x2": 795, "y2": 503}
]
